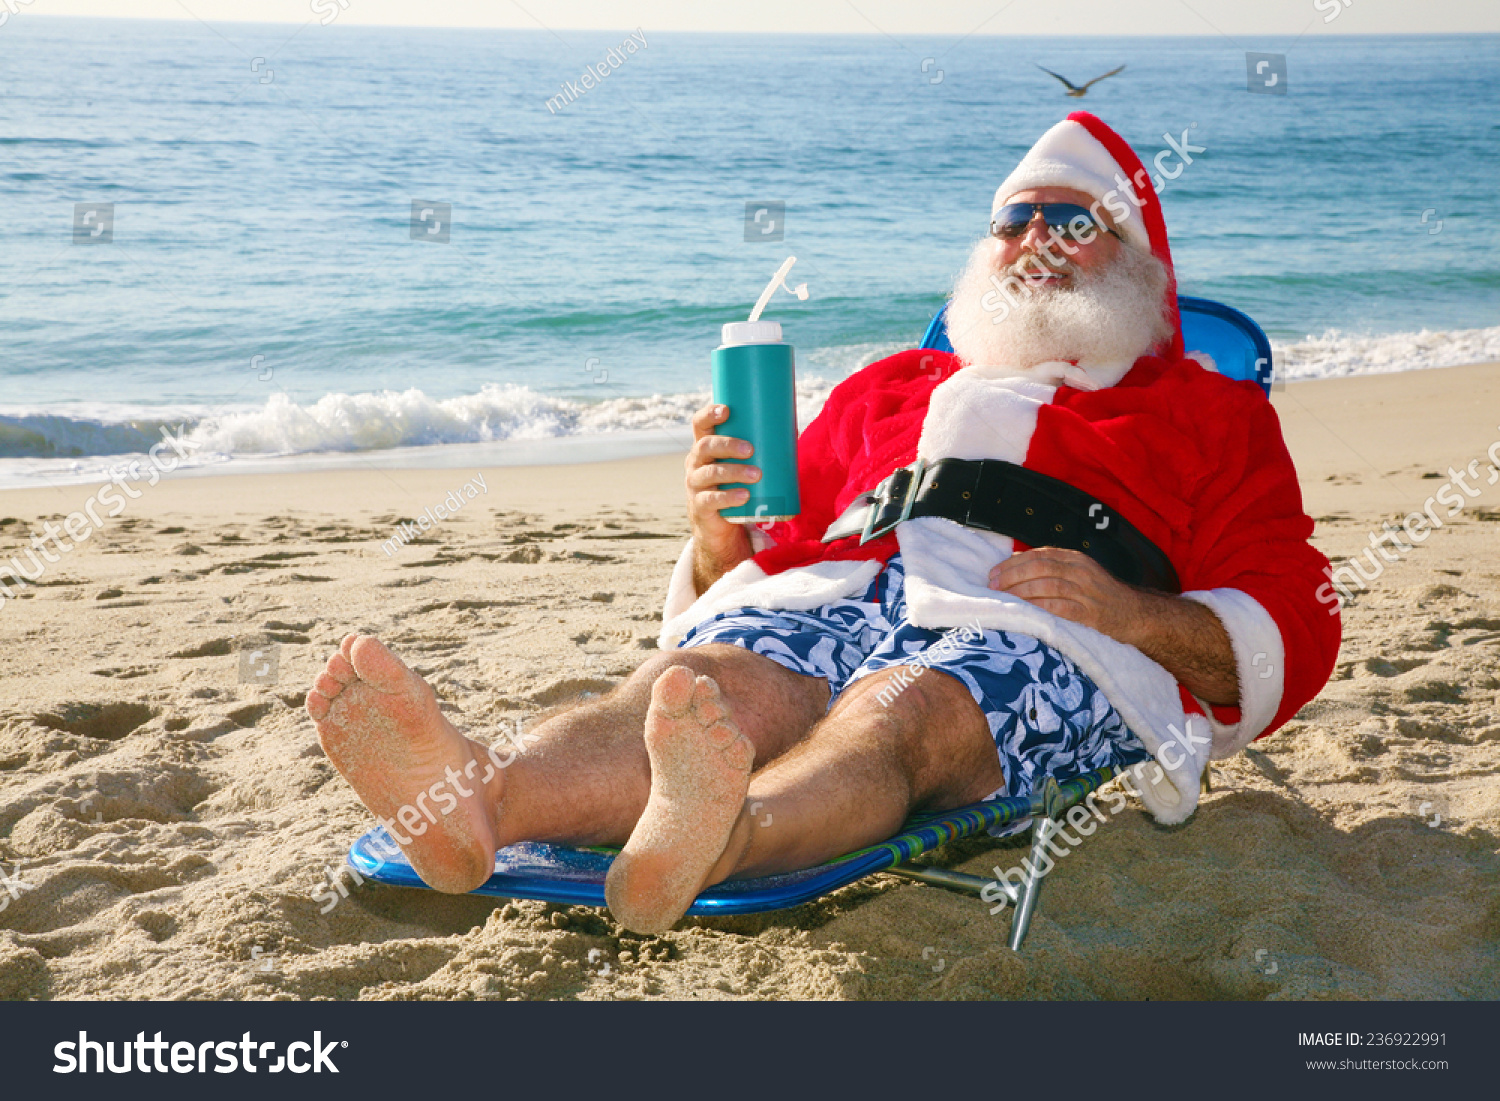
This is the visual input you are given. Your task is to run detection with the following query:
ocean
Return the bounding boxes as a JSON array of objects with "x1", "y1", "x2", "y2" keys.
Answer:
[{"x1": 2, "y1": 18, "x2": 1497, "y2": 488}]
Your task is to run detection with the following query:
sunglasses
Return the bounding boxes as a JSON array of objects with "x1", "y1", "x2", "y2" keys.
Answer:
[{"x1": 989, "y1": 202, "x2": 1121, "y2": 242}]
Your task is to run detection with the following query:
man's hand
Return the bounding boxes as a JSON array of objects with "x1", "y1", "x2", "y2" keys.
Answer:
[
  {"x1": 686, "y1": 403, "x2": 757, "y2": 595},
  {"x1": 987, "y1": 547, "x2": 1145, "y2": 641},
  {"x1": 989, "y1": 547, "x2": 1240, "y2": 706}
]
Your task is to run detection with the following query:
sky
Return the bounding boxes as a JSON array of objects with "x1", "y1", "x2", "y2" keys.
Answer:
[{"x1": 22, "y1": 0, "x2": 1500, "y2": 35}]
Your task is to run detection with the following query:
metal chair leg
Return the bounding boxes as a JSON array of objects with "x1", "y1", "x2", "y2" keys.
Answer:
[
  {"x1": 888, "y1": 770, "x2": 1113, "y2": 950},
  {"x1": 884, "y1": 864, "x2": 994, "y2": 896},
  {"x1": 1008, "y1": 815, "x2": 1052, "y2": 949},
  {"x1": 1008, "y1": 775, "x2": 1073, "y2": 950}
]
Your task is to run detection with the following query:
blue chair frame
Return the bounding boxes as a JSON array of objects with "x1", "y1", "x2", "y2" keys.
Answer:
[
  {"x1": 920, "y1": 295, "x2": 1276, "y2": 396},
  {"x1": 348, "y1": 770, "x2": 1120, "y2": 950}
]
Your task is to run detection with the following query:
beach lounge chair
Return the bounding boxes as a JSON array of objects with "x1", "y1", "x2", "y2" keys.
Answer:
[
  {"x1": 347, "y1": 295, "x2": 1276, "y2": 948},
  {"x1": 350, "y1": 768, "x2": 1118, "y2": 945}
]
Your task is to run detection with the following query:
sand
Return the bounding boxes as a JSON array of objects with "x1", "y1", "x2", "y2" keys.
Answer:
[{"x1": 1, "y1": 362, "x2": 1497, "y2": 1001}]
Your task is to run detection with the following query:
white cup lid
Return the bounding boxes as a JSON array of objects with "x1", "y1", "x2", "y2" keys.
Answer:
[{"x1": 721, "y1": 320, "x2": 783, "y2": 346}]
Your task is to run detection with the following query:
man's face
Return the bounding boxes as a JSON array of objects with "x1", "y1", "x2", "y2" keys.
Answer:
[
  {"x1": 944, "y1": 184, "x2": 1172, "y2": 374},
  {"x1": 988, "y1": 186, "x2": 1123, "y2": 292}
]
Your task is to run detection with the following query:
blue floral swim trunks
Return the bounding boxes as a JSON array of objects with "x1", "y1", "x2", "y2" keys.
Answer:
[{"x1": 678, "y1": 553, "x2": 1151, "y2": 803}]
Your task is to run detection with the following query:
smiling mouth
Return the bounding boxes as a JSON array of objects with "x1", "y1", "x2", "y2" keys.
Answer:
[{"x1": 1019, "y1": 268, "x2": 1071, "y2": 288}]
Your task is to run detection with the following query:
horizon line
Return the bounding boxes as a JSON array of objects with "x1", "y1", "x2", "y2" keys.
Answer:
[{"x1": 14, "y1": 13, "x2": 1499, "y2": 36}]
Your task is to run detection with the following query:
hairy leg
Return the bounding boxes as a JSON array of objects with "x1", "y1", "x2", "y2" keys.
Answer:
[
  {"x1": 709, "y1": 665, "x2": 1003, "y2": 882},
  {"x1": 601, "y1": 662, "x2": 1002, "y2": 932},
  {"x1": 308, "y1": 635, "x2": 827, "y2": 893},
  {"x1": 492, "y1": 643, "x2": 827, "y2": 848}
]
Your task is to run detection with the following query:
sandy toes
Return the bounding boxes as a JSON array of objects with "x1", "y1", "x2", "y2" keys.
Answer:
[
  {"x1": 604, "y1": 665, "x2": 755, "y2": 935},
  {"x1": 307, "y1": 633, "x2": 502, "y2": 893}
]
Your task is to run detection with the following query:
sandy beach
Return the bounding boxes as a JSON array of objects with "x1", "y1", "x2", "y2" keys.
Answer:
[{"x1": 1, "y1": 362, "x2": 1497, "y2": 1001}]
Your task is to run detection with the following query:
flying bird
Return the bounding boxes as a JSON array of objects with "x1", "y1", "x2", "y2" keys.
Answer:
[{"x1": 1036, "y1": 63, "x2": 1126, "y2": 97}]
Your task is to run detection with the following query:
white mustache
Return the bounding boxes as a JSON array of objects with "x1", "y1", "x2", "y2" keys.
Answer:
[
  {"x1": 1000, "y1": 254, "x2": 1078, "y2": 280},
  {"x1": 945, "y1": 235, "x2": 1172, "y2": 374}
]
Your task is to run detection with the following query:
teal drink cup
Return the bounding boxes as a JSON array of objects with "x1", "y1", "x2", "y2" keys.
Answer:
[{"x1": 711, "y1": 320, "x2": 800, "y2": 523}]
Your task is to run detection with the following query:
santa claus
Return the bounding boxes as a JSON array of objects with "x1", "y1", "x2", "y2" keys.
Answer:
[
  {"x1": 664, "y1": 110, "x2": 1339, "y2": 831},
  {"x1": 307, "y1": 113, "x2": 1342, "y2": 936}
]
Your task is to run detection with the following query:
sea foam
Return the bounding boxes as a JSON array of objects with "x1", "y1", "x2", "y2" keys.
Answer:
[
  {"x1": 1272, "y1": 324, "x2": 1500, "y2": 381},
  {"x1": 1, "y1": 325, "x2": 1495, "y2": 486}
]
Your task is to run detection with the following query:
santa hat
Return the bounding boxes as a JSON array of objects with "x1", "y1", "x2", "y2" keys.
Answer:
[{"x1": 993, "y1": 111, "x2": 1183, "y2": 359}]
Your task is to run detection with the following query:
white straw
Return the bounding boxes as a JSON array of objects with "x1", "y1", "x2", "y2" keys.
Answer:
[{"x1": 748, "y1": 256, "x2": 798, "y2": 323}]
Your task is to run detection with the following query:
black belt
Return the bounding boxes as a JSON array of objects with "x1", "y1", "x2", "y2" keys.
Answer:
[{"x1": 821, "y1": 457, "x2": 1180, "y2": 593}]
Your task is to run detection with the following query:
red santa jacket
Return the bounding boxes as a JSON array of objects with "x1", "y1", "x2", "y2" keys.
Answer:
[{"x1": 753, "y1": 347, "x2": 1341, "y2": 739}]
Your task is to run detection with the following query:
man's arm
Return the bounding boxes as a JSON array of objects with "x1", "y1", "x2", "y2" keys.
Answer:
[
  {"x1": 988, "y1": 547, "x2": 1239, "y2": 706},
  {"x1": 691, "y1": 537, "x2": 750, "y2": 597},
  {"x1": 1121, "y1": 588, "x2": 1239, "y2": 705}
]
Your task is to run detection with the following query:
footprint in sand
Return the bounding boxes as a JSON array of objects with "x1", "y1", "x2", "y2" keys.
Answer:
[
  {"x1": 33, "y1": 702, "x2": 156, "y2": 741},
  {"x1": 90, "y1": 666, "x2": 154, "y2": 680},
  {"x1": 170, "y1": 639, "x2": 234, "y2": 659}
]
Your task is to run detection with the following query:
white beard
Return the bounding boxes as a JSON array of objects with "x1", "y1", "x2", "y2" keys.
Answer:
[{"x1": 944, "y1": 236, "x2": 1174, "y2": 387}]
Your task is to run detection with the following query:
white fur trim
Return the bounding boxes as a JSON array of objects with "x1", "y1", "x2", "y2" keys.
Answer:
[
  {"x1": 661, "y1": 529, "x2": 780, "y2": 635},
  {"x1": 658, "y1": 557, "x2": 880, "y2": 650},
  {"x1": 662, "y1": 539, "x2": 700, "y2": 625},
  {"x1": 1181, "y1": 588, "x2": 1286, "y2": 757},
  {"x1": 994, "y1": 118, "x2": 1149, "y2": 250},
  {"x1": 917, "y1": 368, "x2": 1053, "y2": 461},
  {"x1": 1124, "y1": 713, "x2": 1213, "y2": 822}
]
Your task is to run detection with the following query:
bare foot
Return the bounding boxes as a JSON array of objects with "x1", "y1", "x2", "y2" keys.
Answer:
[
  {"x1": 307, "y1": 634, "x2": 502, "y2": 894},
  {"x1": 604, "y1": 665, "x2": 755, "y2": 934}
]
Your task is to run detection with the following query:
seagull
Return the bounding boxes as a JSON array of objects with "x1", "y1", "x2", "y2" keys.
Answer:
[{"x1": 1036, "y1": 63, "x2": 1126, "y2": 97}]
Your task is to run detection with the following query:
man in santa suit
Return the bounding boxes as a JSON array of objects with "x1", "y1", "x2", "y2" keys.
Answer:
[{"x1": 307, "y1": 113, "x2": 1341, "y2": 936}]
